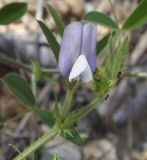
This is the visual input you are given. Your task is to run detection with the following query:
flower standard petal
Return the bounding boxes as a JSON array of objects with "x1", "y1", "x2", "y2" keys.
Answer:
[
  {"x1": 81, "y1": 23, "x2": 97, "y2": 72},
  {"x1": 58, "y1": 22, "x2": 83, "y2": 78}
]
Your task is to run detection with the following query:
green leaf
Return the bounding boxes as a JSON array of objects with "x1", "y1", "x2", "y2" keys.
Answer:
[
  {"x1": 3, "y1": 73, "x2": 35, "y2": 108},
  {"x1": 36, "y1": 109, "x2": 55, "y2": 127},
  {"x1": 96, "y1": 33, "x2": 110, "y2": 56},
  {"x1": 37, "y1": 20, "x2": 60, "y2": 61},
  {"x1": 62, "y1": 128, "x2": 82, "y2": 144},
  {"x1": 110, "y1": 37, "x2": 129, "y2": 79},
  {"x1": 123, "y1": 0, "x2": 147, "y2": 30},
  {"x1": 47, "y1": 4, "x2": 64, "y2": 36},
  {"x1": 105, "y1": 33, "x2": 115, "y2": 76},
  {"x1": 0, "y1": 2, "x2": 27, "y2": 25},
  {"x1": 83, "y1": 11, "x2": 119, "y2": 29}
]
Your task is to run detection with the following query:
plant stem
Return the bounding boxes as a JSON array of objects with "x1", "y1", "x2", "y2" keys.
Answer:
[
  {"x1": 63, "y1": 95, "x2": 105, "y2": 128},
  {"x1": 75, "y1": 99, "x2": 100, "y2": 121},
  {"x1": 61, "y1": 89, "x2": 73, "y2": 119},
  {"x1": 124, "y1": 71, "x2": 147, "y2": 78},
  {"x1": 13, "y1": 127, "x2": 58, "y2": 160},
  {"x1": 109, "y1": 0, "x2": 119, "y2": 24}
]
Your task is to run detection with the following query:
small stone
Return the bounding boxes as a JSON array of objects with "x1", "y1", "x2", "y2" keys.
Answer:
[
  {"x1": 83, "y1": 139, "x2": 117, "y2": 160},
  {"x1": 43, "y1": 138, "x2": 82, "y2": 160}
]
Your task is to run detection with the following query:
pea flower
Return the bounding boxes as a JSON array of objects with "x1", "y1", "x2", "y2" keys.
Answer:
[{"x1": 58, "y1": 22, "x2": 97, "y2": 83}]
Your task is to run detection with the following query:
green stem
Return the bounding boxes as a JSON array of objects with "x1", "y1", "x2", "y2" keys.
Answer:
[
  {"x1": 63, "y1": 95, "x2": 104, "y2": 129},
  {"x1": 13, "y1": 127, "x2": 58, "y2": 160},
  {"x1": 75, "y1": 99, "x2": 100, "y2": 121},
  {"x1": 124, "y1": 72, "x2": 147, "y2": 78},
  {"x1": 109, "y1": 0, "x2": 119, "y2": 24},
  {"x1": 61, "y1": 89, "x2": 73, "y2": 119}
]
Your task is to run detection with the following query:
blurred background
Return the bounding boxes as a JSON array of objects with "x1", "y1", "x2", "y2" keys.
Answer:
[{"x1": 0, "y1": 0, "x2": 147, "y2": 160}]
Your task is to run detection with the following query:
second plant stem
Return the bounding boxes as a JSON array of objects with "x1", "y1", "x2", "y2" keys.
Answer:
[
  {"x1": 61, "y1": 88, "x2": 73, "y2": 120},
  {"x1": 13, "y1": 87, "x2": 74, "y2": 160},
  {"x1": 13, "y1": 127, "x2": 58, "y2": 160}
]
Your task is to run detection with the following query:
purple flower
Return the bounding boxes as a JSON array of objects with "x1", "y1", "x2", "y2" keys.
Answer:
[{"x1": 58, "y1": 22, "x2": 97, "y2": 83}]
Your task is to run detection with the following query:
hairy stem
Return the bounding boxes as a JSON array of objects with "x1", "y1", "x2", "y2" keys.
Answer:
[
  {"x1": 13, "y1": 127, "x2": 58, "y2": 160},
  {"x1": 63, "y1": 94, "x2": 106, "y2": 129},
  {"x1": 61, "y1": 88, "x2": 73, "y2": 119}
]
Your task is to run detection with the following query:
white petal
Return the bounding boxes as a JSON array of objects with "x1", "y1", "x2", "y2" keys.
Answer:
[
  {"x1": 80, "y1": 62, "x2": 93, "y2": 82},
  {"x1": 69, "y1": 55, "x2": 93, "y2": 83}
]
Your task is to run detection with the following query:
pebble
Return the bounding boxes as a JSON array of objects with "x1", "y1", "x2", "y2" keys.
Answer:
[
  {"x1": 42, "y1": 139, "x2": 82, "y2": 160},
  {"x1": 83, "y1": 139, "x2": 118, "y2": 160}
]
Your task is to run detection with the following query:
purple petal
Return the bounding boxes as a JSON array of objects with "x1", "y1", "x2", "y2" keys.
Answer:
[
  {"x1": 81, "y1": 23, "x2": 97, "y2": 72},
  {"x1": 58, "y1": 22, "x2": 82, "y2": 78}
]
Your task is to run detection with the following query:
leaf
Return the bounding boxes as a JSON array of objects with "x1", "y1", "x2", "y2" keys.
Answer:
[
  {"x1": 84, "y1": 11, "x2": 119, "y2": 29},
  {"x1": 110, "y1": 37, "x2": 129, "y2": 79},
  {"x1": 0, "y1": 2, "x2": 27, "y2": 25},
  {"x1": 96, "y1": 33, "x2": 110, "y2": 56},
  {"x1": 3, "y1": 73, "x2": 35, "y2": 108},
  {"x1": 47, "y1": 4, "x2": 64, "y2": 36},
  {"x1": 123, "y1": 0, "x2": 147, "y2": 30},
  {"x1": 105, "y1": 33, "x2": 115, "y2": 76},
  {"x1": 36, "y1": 109, "x2": 55, "y2": 127},
  {"x1": 62, "y1": 128, "x2": 82, "y2": 144},
  {"x1": 37, "y1": 20, "x2": 60, "y2": 61}
]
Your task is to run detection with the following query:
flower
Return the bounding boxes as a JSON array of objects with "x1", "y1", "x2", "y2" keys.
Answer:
[{"x1": 58, "y1": 22, "x2": 97, "y2": 83}]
